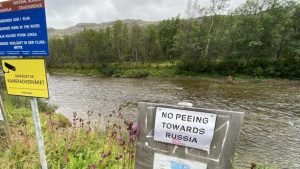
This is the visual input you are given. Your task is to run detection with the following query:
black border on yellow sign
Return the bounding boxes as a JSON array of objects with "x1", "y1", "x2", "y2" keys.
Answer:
[{"x1": 0, "y1": 58, "x2": 50, "y2": 99}]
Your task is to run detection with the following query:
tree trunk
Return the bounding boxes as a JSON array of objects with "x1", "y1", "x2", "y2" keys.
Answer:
[
  {"x1": 204, "y1": 16, "x2": 214, "y2": 58},
  {"x1": 277, "y1": 27, "x2": 288, "y2": 58},
  {"x1": 135, "y1": 48, "x2": 138, "y2": 65}
]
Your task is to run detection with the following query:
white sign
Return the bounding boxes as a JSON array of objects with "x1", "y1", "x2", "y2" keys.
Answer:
[
  {"x1": 0, "y1": 107, "x2": 3, "y2": 121},
  {"x1": 153, "y1": 153, "x2": 207, "y2": 169},
  {"x1": 154, "y1": 107, "x2": 217, "y2": 151}
]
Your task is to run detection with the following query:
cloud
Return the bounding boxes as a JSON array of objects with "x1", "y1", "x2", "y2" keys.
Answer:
[
  {"x1": 109, "y1": 0, "x2": 186, "y2": 20},
  {"x1": 44, "y1": 0, "x2": 246, "y2": 29},
  {"x1": 45, "y1": 0, "x2": 117, "y2": 28}
]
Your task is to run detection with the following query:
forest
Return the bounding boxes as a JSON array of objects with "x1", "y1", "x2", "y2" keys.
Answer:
[{"x1": 47, "y1": 0, "x2": 300, "y2": 78}]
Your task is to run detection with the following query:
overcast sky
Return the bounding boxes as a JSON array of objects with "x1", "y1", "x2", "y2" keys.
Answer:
[
  {"x1": 45, "y1": 0, "x2": 248, "y2": 29},
  {"x1": 1, "y1": 0, "x2": 246, "y2": 28}
]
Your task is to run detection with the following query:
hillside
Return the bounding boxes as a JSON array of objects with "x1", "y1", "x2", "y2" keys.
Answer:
[{"x1": 47, "y1": 19, "x2": 157, "y2": 37}]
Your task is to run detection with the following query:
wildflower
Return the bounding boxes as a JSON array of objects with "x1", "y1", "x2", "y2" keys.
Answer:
[
  {"x1": 130, "y1": 122, "x2": 139, "y2": 141},
  {"x1": 73, "y1": 112, "x2": 77, "y2": 117},
  {"x1": 124, "y1": 121, "x2": 133, "y2": 131},
  {"x1": 89, "y1": 164, "x2": 96, "y2": 169},
  {"x1": 45, "y1": 111, "x2": 53, "y2": 116},
  {"x1": 130, "y1": 154, "x2": 135, "y2": 159},
  {"x1": 18, "y1": 118, "x2": 27, "y2": 126},
  {"x1": 117, "y1": 136, "x2": 125, "y2": 146},
  {"x1": 115, "y1": 154, "x2": 123, "y2": 160},
  {"x1": 101, "y1": 151, "x2": 111, "y2": 158}
]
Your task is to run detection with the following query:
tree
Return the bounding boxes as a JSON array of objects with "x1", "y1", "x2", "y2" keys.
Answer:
[
  {"x1": 130, "y1": 24, "x2": 144, "y2": 63},
  {"x1": 204, "y1": 0, "x2": 230, "y2": 58}
]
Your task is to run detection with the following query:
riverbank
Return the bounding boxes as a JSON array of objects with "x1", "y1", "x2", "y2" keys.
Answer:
[
  {"x1": 0, "y1": 93, "x2": 136, "y2": 168},
  {"x1": 48, "y1": 62, "x2": 177, "y2": 78},
  {"x1": 47, "y1": 62, "x2": 296, "y2": 81},
  {"x1": 0, "y1": 93, "x2": 279, "y2": 169}
]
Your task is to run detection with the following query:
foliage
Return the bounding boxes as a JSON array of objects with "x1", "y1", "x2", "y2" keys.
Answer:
[
  {"x1": 50, "y1": 62, "x2": 178, "y2": 78},
  {"x1": 102, "y1": 65, "x2": 120, "y2": 77},
  {"x1": 0, "y1": 94, "x2": 136, "y2": 169},
  {"x1": 0, "y1": 93, "x2": 280, "y2": 168},
  {"x1": 121, "y1": 70, "x2": 149, "y2": 78},
  {"x1": 47, "y1": 0, "x2": 300, "y2": 79}
]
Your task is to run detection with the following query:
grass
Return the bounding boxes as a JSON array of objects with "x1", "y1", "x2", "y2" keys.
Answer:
[
  {"x1": 0, "y1": 91, "x2": 279, "y2": 169},
  {"x1": 47, "y1": 67, "x2": 103, "y2": 76},
  {"x1": 48, "y1": 61, "x2": 178, "y2": 78},
  {"x1": 47, "y1": 61, "x2": 293, "y2": 81},
  {"x1": 233, "y1": 154, "x2": 279, "y2": 169},
  {"x1": 0, "y1": 92, "x2": 136, "y2": 169}
]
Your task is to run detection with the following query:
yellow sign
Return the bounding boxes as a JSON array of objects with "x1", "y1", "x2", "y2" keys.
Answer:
[{"x1": 1, "y1": 59, "x2": 49, "y2": 98}]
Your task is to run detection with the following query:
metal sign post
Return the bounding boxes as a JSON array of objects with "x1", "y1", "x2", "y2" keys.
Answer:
[
  {"x1": 0, "y1": 98, "x2": 3, "y2": 121},
  {"x1": 30, "y1": 97, "x2": 48, "y2": 169}
]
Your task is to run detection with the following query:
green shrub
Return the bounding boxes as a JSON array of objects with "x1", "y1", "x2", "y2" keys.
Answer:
[
  {"x1": 122, "y1": 70, "x2": 149, "y2": 78},
  {"x1": 102, "y1": 65, "x2": 120, "y2": 77},
  {"x1": 253, "y1": 67, "x2": 264, "y2": 76},
  {"x1": 176, "y1": 57, "x2": 300, "y2": 79}
]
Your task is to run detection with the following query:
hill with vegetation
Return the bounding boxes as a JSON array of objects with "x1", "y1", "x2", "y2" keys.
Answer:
[
  {"x1": 47, "y1": 0, "x2": 300, "y2": 79},
  {"x1": 47, "y1": 19, "x2": 157, "y2": 37}
]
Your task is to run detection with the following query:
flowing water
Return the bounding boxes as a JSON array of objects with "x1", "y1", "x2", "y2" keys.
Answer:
[{"x1": 48, "y1": 74, "x2": 300, "y2": 169}]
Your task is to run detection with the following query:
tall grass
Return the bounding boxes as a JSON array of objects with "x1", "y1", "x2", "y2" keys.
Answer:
[
  {"x1": 0, "y1": 93, "x2": 280, "y2": 169},
  {"x1": 0, "y1": 94, "x2": 136, "y2": 169}
]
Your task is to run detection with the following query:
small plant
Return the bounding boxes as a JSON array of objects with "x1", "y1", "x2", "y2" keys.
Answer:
[
  {"x1": 122, "y1": 70, "x2": 149, "y2": 78},
  {"x1": 0, "y1": 93, "x2": 137, "y2": 168},
  {"x1": 102, "y1": 65, "x2": 120, "y2": 77}
]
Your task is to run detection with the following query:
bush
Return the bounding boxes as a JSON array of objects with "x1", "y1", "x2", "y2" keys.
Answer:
[
  {"x1": 122, "y1": 70, "x2": 149, "y2": 78},
  {"x1": 176, "y1": 57, "x2": 300, "y2": 79},
  {"x1": 253, "y1": 67, "x2": 264, "y2": 76},
  {"x1": 102, "y1": 65, "x2": 120, "y2": 77}
]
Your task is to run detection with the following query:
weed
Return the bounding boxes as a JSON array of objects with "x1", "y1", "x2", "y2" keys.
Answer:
[{"x1": 0, "y1": 93, "x2": 136, "y2": 169}]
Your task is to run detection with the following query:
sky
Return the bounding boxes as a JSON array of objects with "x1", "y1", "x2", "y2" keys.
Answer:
[{"x1": 0, "y1": 0, "x2": 246, "y2": 29}]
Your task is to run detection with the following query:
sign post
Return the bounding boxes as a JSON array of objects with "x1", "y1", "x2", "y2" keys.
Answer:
[
  {"x1": 30, "y1": 97, "x2": 48, "y2": 169},
  {"x1": 0, "y1": 99, "x2": 3, "y2": 121},
  {"x1": 135, "y1": 102, "x2": 245, "y2": 169}
]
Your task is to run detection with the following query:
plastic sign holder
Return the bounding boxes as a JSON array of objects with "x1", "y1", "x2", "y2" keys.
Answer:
[{"x1": 135, "y1": 102, "x2": 245, "y2": 169}]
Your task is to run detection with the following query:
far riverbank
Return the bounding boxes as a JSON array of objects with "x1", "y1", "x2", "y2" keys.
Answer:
[{"x1": 47, "y1": 62, "x2": 299, "y2": 81}]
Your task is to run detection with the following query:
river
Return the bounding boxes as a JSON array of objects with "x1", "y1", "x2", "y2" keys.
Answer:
[{"x1": 48, "y1": 74, "x2": 300, "y2": 169}]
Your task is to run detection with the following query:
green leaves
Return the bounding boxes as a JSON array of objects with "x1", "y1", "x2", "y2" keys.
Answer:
[{"x1": 47, "y1": 0, "x2": 300, "y2": 78}]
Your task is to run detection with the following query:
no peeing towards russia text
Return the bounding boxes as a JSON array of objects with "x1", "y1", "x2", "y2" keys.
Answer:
[{"x1": 161, "y1": 111, "x2": 209, "y2": 144}]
